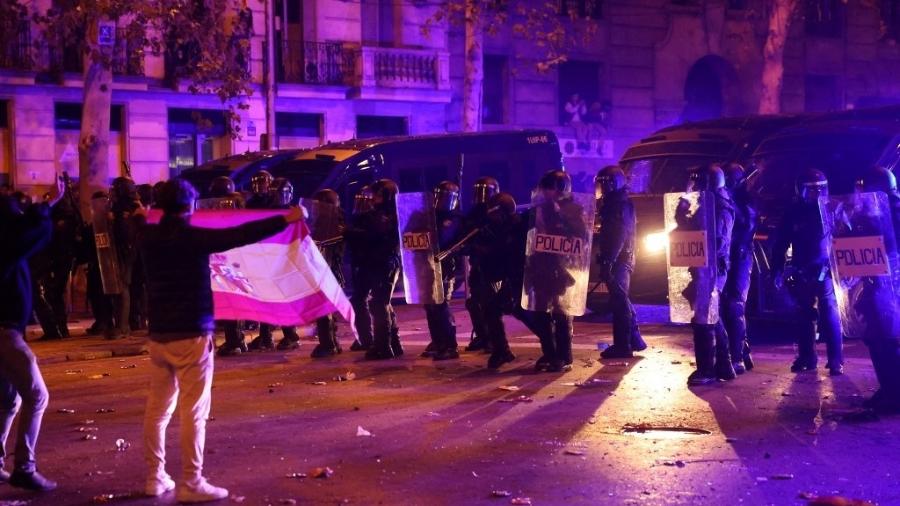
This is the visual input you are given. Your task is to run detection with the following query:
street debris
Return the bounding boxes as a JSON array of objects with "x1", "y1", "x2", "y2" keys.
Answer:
[
  {"x1": 310, "y1": 467, "x2": 334, "y2": 479},
  {"x1": 804, "y1": 495, "x2": 875, "y2": 506},
  {"x1": 622, "y1": 424, "x2": 711, "y2": 436},
  {"x1": 115, "y1": 438, "x2": 130, "y2": 451},
  {"x1": 83, "y1": 419, "x2": 95, "y2": 424},
  {"x1": 581, "y1": 358, "x2": 595, "y2": 368},
  {"x1": 76, "y1": 426, "x2": 98, "y2": 432},
  {"x1": 510, "y1": 498, "x2": 532, "y2": 505},
  {"x1": 670, "y1": 361, "x2": 682, "y2": 365},
  {"x1": 57, "y1": 408, "x2": 76, "y2": 414},
  {"x1": 65, "y1": 369, "x2": 83, "y2": 375},
  {"x1": 96, "y1": 408, "x2": 115, "y2": 414},
  {"x1": 335, "y1": 372, "x2": 357, "y2": 382},
  {"x1": 564, "y1": 449, "x2": 586, "y2": 456},
  {"x1": 356, "y1": 426, "x2": 373, "y2": 437},
  {"x1": 310, "y1": 381, "x2": 328, "y2": 386},
  {"x1": 498, "y1": 385, "x2": 520, "y2": 392},
  {"x1": 82, "y1": 434, "x2": 98, "y2": 441},
  {"x1": 770, "y1": 473, "x2": 793, "y2": 480},
  {"x1": 119, "y1": 364, "x2": 136, "y2": 369},
  {"x1": 562, "y1": 379, "x2": 614, "y2": 388},
  {"x1": 755, "y1": 477, "x2": 768, "y2": 483},
  {"x1": 268, "y1": 382, "x2": 284, "y2": 388},
  {"x1": 491, "y1": 490, "x2": 512, "y2": 498},
  {"x1": 88, "y1": 373, "x2": 111, "y2": 380},
  {"x1": 662, "y1": 460, "x2": 686, "y2": 468},
  {"x1": 597, "y1": 343, "x2": 610, "y2": 351},
  {"x1": 285, "y1": 473, "x2": 307, "y2": 479},
  {"x1": 279, "y1": 499, "x2": 297, "y2": 505},
  {"x1": 426, "y1": 411, "x2": 441, "y2": 417},
  {"x1": 231, "y1": 496, "x2": 246, "y2": 503},
  {"x1": 499, "y1": 395, "x2": 534, "y2": 403},
  {"x1": 605, "y1": 362, "x2": 629, "y2": 367},
  {"x1": 92, "y1": 492, "x2": 140, "y2": 503}
]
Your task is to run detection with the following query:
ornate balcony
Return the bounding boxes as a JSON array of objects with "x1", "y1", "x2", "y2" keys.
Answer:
[
  {"x1": 357, "y1": 46, "x2": 450, "y2": 91},
  {"x1": 0, "y1": 20, "x2": 33, "y2": 71},
  {"x1": 278, "y1": 40, "x2": 352, "y2": 86}
]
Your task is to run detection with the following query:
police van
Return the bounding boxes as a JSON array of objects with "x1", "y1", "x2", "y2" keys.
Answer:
[{"x1": 181, "y1": 130, "x2": 563, "y2": 212}]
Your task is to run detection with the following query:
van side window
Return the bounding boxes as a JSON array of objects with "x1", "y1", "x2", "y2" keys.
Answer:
[
  {"x1": 478, "y1": 161, "x2": 510, "y2": 192},
  {"x1": 627, "y1": 160, "x2": 652, "y2": 194},
  {"x1": 397, "y1": 165, "x2": 448, "y2": 193}
]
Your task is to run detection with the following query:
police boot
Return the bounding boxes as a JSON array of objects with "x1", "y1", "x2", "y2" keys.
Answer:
[
  {"x1": 217, "y1": 342, "x2": 248, "y2": 357},
  {"x1": 390, "y1": 335, "x2": 404, "y2": 357},
  {"x1": 687, "y1": 325, "x2": 716, "y2": 386},
  {"x1": 729, "y1": 334, "x2": 746, "y2": 375},
  {"x1": 420, "y1": 341, "x2": 438, "y2": 358},
  {"x1": 791, "y1": 335, "x2": 818, "y2": 372},
  {"x1": 742, "y1": 341, "x2": 754, "y2": 371},
  {"x1": 350, "y1": 340, "x2": 371, "y2": 352},
  {"x1": 864, "y1": 341, "x2": 900, "y2": 413},
  {"x1": 365, "y1": 338, "x2": 395, "y2": 361},
  {"x1": 630, "y1": 316, "x2": 647, "y2": 352},
  {"x1": 248, "y1": 335, "x2": 275, "y2": 351},
  {"x1": 601, "y1": 328, "x2": 633, "y2": 359},
  {"x1": 488, "y1": 348, "x2": 516, "y2": 370}
]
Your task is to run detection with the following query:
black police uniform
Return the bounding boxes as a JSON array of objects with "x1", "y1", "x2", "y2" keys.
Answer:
[
  {"x1": 424, "y1": 209, "x2": 462, "y2": 359},
  {"x1": 722, "y1": 183, "x2": 757, "y2": 371},
  {"x1": 596, "y1": 186, "x2": 645, "y2": 356},
  {"x1": 463, "y1": 203, "x2": 493, "y2": 353},
  {"x1": 31, "y1": 198, "x2": 79, "y2": 340},
  {"x1": 772, "y1": 202, "x2": 843, "y2": 373},
  {"x1": 311, "y1": 210, "x2": 346, "y2": 357},
  {"x1": 108, "y1": 198, "x2": 140, "y2": 339}
]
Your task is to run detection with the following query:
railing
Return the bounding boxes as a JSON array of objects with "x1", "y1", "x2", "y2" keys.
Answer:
[
  {"x1": 279, "y1": 40, "x2": 350, "y2": 85},
  {"x1": 0, "y1": 20, "x2": 32, "y2": 70},
  {"x1": 358, "y1": 46, "x2": 450, "y2": 90},
  {"x1": 112, "y1": 28, "x2": 144, "y2": 76}
]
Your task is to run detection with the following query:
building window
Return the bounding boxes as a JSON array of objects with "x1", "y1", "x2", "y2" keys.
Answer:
[
  {"x1": 558, "y1": 60, "x2": 602, "y2": 125},
  {"x1": 805, "y1": 0, "x2": 843, "y2": 38},
  {"x1": 167, "y1": 108, "x2": 228, "y2": 177},
  {"x1": 883, "y1": 0, "x2": 900, "y2": 40},
  {"x1": 558, "y1": 0, "x2": 602, "y2": 18},
  {"x1": 54, "y1": 103, "x2": 125, "y2": 177},
  {"x1": 356, "y1": 115, "x2": 408, "y2": 139},
  {"x1": 361, "y1": 0, "x2": 395, "y2": 46},
  {"x1": 805, "y1": 75, "x2": 841, "y2": 112},
  {"x1": 53, "y1": 103, "x2": 124, "y2": 132},
  {"x1": 276, "y1": 112, "x2": 323, "y2": 148},
  {"x1": 483, "y1": 55, "x2": 507, "y2": 125}
]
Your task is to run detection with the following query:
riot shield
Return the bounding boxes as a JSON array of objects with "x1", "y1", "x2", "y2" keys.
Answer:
[
  {"x1": 520, "y1": 192, "x2": 596, "y2": 316},
  {"x1": 195, "y1": 197, "x2": 241, "y2": 210},
  {"x1": 396, "y1": 192, "x2": 444, "y2": 304},
  {"x1": 664, "y1": 191, "x2": 718, "y2": 324},
  {"x1": 91, "y1": 196, "x2": 123, "y2": 295},
  {"x1": 299, "y1": 198, "x2": 342, "y2": 244},
  {"x1": 823, "y1": 192, "x2": 900, "y2": 339}
]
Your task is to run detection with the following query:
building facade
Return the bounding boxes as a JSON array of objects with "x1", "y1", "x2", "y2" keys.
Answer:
[{"x1": 2, "y1": 0, "x2": 900, "y2": 193}]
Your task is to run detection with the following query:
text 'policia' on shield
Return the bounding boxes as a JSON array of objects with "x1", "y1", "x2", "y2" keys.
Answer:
[
  {"x1": 667, "y1": 230, "x2": 709, "y2": 267},
  {"x1": 832, "y1": 235, "x2": 890, "y2": 278},
  {"x1": 402, "y1": 232, "x2": 431, "y2": 251},
  {"x1": 534, "y1": 233, "x2": 585, "y2": 255}
]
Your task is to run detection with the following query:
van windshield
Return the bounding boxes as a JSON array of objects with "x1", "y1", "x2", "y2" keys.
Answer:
[
  {"x1": 622, "y1": 156, "x2": 721, "y2": 194},
  {"x1": 271, "y1": 158, "x2": 337, "y2": 197}
]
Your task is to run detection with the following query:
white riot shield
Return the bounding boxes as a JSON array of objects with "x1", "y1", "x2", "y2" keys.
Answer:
[
  {"x1": 823, "y1": 192, "x2": 900, "y2": 339},
  {"x1": 396, "y1": 192, "x2": 444, "y2": 304},
  {"x1": 521, "y1": 192, "x2": 596, "y2": 316},
  {"x1": 195, "y1": 197, "x2": 241, "y2": 210},
  {"x1": 299, "y1": 198, "x2": 342, "y2": 244},
  {"x1": 664, "y1": 191, "x2": 718, "y2": 324},
  {"x1": 91, "y1": 196, "x2": 123, "y2": 295}
]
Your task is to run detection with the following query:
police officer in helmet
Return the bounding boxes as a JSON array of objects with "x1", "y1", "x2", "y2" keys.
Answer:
[
  {"x1": 344, "y1": 178, "x2": 403, "y2": 360},
  {"x1": 464, "y1": 176, "x2": 501, "y2": 353},
  {"x1": 857, "y1": 166, "x2": 900, "y2": 412},
  {"x1": 682, "y1": 163, "x2": 736, "y2": 385},
  {"x1": 347, "y1": 185, "x2": 375, "y2": 351},
  {"x1": 246, "y1": 170, "x2": 274, "y2": 208},
  {"x1": 721, "y1": 163, "x2": 756, "y2": 373},
  {"x1": 772, "y1": 169, "x2": 843, "y2": 375},
  {"x1": 421, "y1": 181, "x2": 463, "y2": 360},
  {"x1": 310, "y1": 188, "x2": 346, "y2": 358},
  {"x1": 106, "y1": 176, "x2": 141, "y2": 340},
  {"x1": 595, "y1": 165, "x2": 646, "y2": 359}
]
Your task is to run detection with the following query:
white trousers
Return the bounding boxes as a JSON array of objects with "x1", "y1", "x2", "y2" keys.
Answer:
[{"x1": 143, "y1": 335, "x2": 214, "y2": 485}]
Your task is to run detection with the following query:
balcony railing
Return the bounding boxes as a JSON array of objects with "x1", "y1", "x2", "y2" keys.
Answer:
[
  {"x1": 112, "y1": 28, "x2": 144, "y2": 77},
  {"x1": 0, "y1": 20, "x2": 33, "y2": 70},
  {"x1": 358, "y1": 46, "x2": 450, "y2": 90},
  {"x1": 279, "y1": 40, "x2": 351, "y2": 85}
]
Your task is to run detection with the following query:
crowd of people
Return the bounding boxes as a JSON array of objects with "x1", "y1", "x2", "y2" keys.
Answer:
[{"x1": 2, "y1": 160, "x2": 900, "y2": 501}]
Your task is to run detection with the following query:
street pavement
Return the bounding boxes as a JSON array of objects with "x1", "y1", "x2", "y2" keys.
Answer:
[{"x1": 0, "y1": 303, "x2": 897, "y2": 506}]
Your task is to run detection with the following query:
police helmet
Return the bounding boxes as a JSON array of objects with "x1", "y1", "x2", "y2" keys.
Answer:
[
  {"x1": 434, "y1": 180, "x2": 460, "y2": 213},
  {"x1": 473, "y1": 176, "x2": 500, "y2": 205},
  {"x1": 538, "y1": 170, "x2": 572, "y2": 194},
  {"x1": 110, "y1": 176, "x2": 138, "y2": 205},
  {"x1": 723, "y1": 163, "x2": 746, "y2": 191},
  {"x1": 595, "y1": 165, "x2": 626, "y2": 197},
  {"x1": 688, "y1": 163, "x2": 726, "y2": 192},
  {"x1": 371, "y1": 178, "x2": 399, "y2": 209},
  {"x1": 250, "y1": 170, "x2": 274, "y2": 196},
  {"x1": 353, "y1": 185, "x2": 374, "y2": 215},
  {"x1": 313, "y1": 188, "x2": 340, "y2": 207},
  {"x1": 209, "y1": 176, "x2": 236, "y2": 198},
  {"x1": 858, "y1": 166, "x2": 898, "y2": 194},
  {"x1": 271, "y1": 177, "x2": 294, "y2": 207},
  {"x1": 796, "y1": 169, "x2": 828, "y2": 204},
  {"x1": 487, "y1": 192, "x2": 517, "y2": 222}
]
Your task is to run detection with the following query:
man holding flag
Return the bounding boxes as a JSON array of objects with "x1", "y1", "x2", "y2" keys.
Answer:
[{"x1": 135, "y1": 179, "x2": 304, "y2": 502}]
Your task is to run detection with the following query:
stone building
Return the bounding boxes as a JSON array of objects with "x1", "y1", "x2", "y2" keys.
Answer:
[{"x1": 2, "y1": 0, "x2": 900, "y2": 193}]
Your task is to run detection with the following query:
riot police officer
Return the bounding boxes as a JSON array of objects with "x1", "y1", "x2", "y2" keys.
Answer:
[
  {"x1": 209, "y1": 176, "x2": 250, "y2": 356},
  {"x1": 772, "y1": 169, "x2": 843, "y2": 376},
  {"x1": 348, "y1": 186, "x2": 375, "y2": 351},
  {"x1": 246, "y1": 177, "x2": 303, "y2": 351},
  {"x1": 683, "y1": 164, "x2": 736, "y2": 385},
  {"x1": 107, "y1": 176, "x2": 141, "y2": 339},
  {"x1": 345, "y1": 179, "x2": 403, "y2": 360},
  {"x1": 465, "y1": 176, "x2": 501, "y2": 353},
  {"x1": 722, "y1": 163, "x2": 756, "y2": 373},
  {"x1": 246, "y1": 170, "x2": 274, "y2": 209},
  {"x1": 423, "y1": 181, "x2": 463, "y2": 361},
  {"x1": 527, "y1": 170, "x2": 585, "y2": 372},
  {"x1": 857, "y1": 166, "x2": 900, "y2": 412},
  {"x1": 310, "y1": 188, "x2": 346, "y2": 358},
  {"x1": 594, "y1": 165, "x2": 646, "y2": 359}
]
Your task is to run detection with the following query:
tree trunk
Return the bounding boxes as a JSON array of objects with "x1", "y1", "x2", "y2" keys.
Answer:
[
  {"x1": 78, "y1": 18, "x2": 114, "y2": 219},
  {"x1": 758, "y1": 0, "x2": 797, "y2": 115},
  {"x1": 462, "y1": 0, "x2": 483, "y2": 132}
]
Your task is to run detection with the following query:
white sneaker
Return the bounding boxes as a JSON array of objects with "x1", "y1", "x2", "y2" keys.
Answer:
[
  {"x1": 176, "y1": 478, "x2": 229, "y2": 503},
  {"x1": 146, "y1": 473, "x2": 176, "y2": 496}
]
